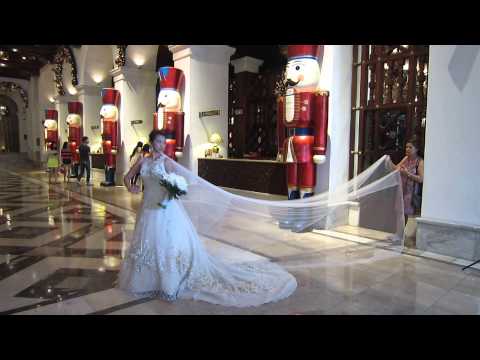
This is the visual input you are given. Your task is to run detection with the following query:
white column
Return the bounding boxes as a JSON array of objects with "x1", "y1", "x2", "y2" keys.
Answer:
[
  {"x1": 169, "y1": 45, "x2": 236, "y2": 174},
  {"x1": 54, "y1": 94, "x2": 77, "y2": 147},
  {"x1": 26, "y1": 77, "x2": 36, "y2": 161},
  {"x1": 110, "y1": 66, "x2": 157, "y2": 183},
  {"x1": 76, "y1": 84, "x2": 103, "y2": 153},
  {"x1": 18, "y1": 96, "x2": 28, "y2": 154},
  {"x1": 416, "y1": 45, "x2": 480, "y2": 260},
  {"x1": 315, "y1": 45, "x2": 353, "y2": 193},
  {"x1": 27, "y1": 76, "x2": 43, "y2": 163},
  {"x1": 230, "y1": 56, "x2": 264, "y2": 74}
]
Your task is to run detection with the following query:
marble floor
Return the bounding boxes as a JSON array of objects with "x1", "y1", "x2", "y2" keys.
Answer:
[{"x1": 1, "y1": 154, "x2": 480, "y2": 315}]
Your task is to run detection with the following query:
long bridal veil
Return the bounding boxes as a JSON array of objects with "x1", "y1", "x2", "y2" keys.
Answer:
[{"x1": 127, "y1": 155, "x2": 405, "y2": 267}]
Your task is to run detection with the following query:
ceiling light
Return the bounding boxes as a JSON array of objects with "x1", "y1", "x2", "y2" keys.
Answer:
[
  {"x1": 12, "y1": 48, "x2": 18, "y2": 52},
  {"x1": 132, "y1": 55, "x2": 146, "y2": 68},
  {"x1": 21, "y1": 56, "x2": 27, "y2": 60},
  {"x1": 0, "y1": 63, "x2": 6, "y2": 67},
  {"x1": 92, "y1": 73, "x2": 104, "y2": 84}
]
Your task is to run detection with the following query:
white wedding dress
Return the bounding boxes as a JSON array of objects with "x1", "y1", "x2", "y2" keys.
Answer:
[{"x1": 118, "y1": 155, "x2": 297, "y2": 307}]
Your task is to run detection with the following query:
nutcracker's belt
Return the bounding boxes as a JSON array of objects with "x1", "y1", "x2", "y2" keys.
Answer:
[
  {"x1": 163, "y1": 131, "x2": 175, "y2": 139},
  {"x1": 287, "y1": 128, "x2": 313, "y2": 137}
]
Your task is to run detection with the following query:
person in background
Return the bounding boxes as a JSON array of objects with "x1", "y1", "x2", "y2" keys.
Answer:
[
  {"x1": 77, "y1": 136, "x2": 92, "y2": 186},
  {"x1": 141, "y1": 143, "x2": 150, "y2": 158},
  {"x1": 46, "y1": 143, "x2": 60, "y2": 185},
  {"x1": 130, "y1": 142, "x2": 143, "y2": 162},
  {"x1": 61, "y1": 141, "x2": 72, "y2": 183},
  {"x1": 394, "y1": 138, "x2": 424, "y2": 226},
  {"x1": 129, "y1": 142, "x2": 144, "y2": 186}
]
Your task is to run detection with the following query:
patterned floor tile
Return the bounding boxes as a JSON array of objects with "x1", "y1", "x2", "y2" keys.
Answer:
[
  {"x1": 0, "y1": 225, "x2": 57, "y2": 239},
  {"x1": 1, "y1": 160, "x2": 480, "y2": 315}
]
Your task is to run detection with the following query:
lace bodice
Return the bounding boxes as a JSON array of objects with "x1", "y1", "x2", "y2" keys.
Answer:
[{"x1": 140, "y1": 155, "x2": 169, "y2": 209}]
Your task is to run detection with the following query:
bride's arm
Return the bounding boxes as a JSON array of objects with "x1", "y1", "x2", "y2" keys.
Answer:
[
  {"x1": 164, "y1": 156, "x2": 175, "y2": 174},
  {"x1": 124, "y1": 157, "x2": 144, "y2": 193}
]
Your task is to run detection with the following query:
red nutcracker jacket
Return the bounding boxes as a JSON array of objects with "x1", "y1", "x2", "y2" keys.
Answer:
[
  {"x1": 46, "y1": 129, "x2": 58, "y2": 144},
  {"x1": 68, "y1": 126, "x2": 82, "y2": 162},
  {"x1": 102, "y1": 119, "x2": 118, "y2": 168},
  {"x1": 277, "y1": 90, "x2": 329, "y2": 159},
  {"x1": 155, "y1": 110, "x2": 185, "y2": 151}
]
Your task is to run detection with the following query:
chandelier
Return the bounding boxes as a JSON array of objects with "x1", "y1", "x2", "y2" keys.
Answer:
[{"x1": 0, "y1": 50, "x2": 8, "y2": 61}]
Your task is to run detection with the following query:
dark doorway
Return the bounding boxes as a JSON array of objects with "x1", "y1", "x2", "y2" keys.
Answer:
[
  {"x1": 0, "y1": 95, "x2": 20, "y2": 152},
  {"x1": 227, "y1": 45, "x2": 287, "y2": 159},
  {"x1": 155, "y1": 45, "x2": 174, "y2": 106}
]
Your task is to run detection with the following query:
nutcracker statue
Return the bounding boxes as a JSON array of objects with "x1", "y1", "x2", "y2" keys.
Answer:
[
  {"x1": 153, "y1": 67, "x2": 185, "y2": 161},
  {"x1": 100, "y1": 88, "x2": 121, "y2": 186},
  {"x1": 43, "y1": 109, "x2": 59, "y2": 151},
  {"x1": 277, "y1": 45, "x2": 329, "y2": 201},
  {"x1": 66, "y1": 102, "x2": 83, "y2": 177}
]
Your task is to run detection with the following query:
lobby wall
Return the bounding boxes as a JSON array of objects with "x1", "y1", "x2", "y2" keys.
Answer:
[{"x1": 417, "y1": 45, "x2": 480, "y2": 260}]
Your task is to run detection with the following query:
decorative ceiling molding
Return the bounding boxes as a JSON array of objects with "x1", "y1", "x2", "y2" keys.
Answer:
[
  {"x1": 53, "y1": 46, "x2": 79, "y2": 96},
  {"x1": 114, "y1": 45, "x2": 128, "y2": 68},
  {"x1": 0, "y1": 81, "x2": 28, "y2": 108},
  {"x1": 0, "y1": 45, "x2": 58, "y2": 79}
]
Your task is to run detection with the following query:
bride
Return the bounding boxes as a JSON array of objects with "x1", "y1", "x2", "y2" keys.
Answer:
[{"x1": 118, "y1": 129, "x2": 297, "y2": 308}]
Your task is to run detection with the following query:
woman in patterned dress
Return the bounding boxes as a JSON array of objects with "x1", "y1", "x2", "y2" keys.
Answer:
[{"x1": 394, "y1": 139, "x2": 424, "y2": 226}]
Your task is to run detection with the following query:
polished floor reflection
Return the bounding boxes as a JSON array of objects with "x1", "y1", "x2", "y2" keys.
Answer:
[{"x1": 1, "y1": 154, "x2": 480, "y2": 315}]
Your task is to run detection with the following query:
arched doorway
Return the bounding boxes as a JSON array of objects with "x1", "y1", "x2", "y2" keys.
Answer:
[{"x1": 0, "y1": 95, "x2": 20, "y2": 153}]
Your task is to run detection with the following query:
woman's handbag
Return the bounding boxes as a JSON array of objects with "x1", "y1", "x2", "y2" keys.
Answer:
[{"x1": 411, "y1": 160, "x2": 423, "y2": 211}]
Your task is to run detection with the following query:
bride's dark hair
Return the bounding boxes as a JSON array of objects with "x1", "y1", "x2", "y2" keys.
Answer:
[{"x1": 149, "y1": 129, "x2": 167, "y2": 144}]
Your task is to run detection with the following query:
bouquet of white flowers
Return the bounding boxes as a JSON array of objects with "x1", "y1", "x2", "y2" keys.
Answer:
[{"x1": 158, "y1": 173, "x2": 188, "y2": 208}]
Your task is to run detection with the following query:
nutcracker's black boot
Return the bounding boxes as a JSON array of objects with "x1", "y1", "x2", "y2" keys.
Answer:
[
  {"x1": 291, "y1": 191, "x2": 315, "y2": 233},
  {"x1": 279, "y1": 190, "x2": 301, "y2": 229},
  {"x1": 101, "y1": 167, "x2": 115, "y2": 187},
  {"x1": 70, "y1": 164, "x2": 79, "y2": 178}
]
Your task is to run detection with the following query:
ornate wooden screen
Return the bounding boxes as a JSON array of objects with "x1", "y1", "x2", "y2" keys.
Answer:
[
  {"x1": 349, "y1": 45, "x2": 429, "y2": 178},
  {"x1": 228, "y1": 66, "x2": 282, "y2": 159}
]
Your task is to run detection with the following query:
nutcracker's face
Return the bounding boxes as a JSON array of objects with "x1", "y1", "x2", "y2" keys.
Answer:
[
  {"x1": 44, "y1": 119, "x2": 58, "y2": 131},
  {"x1": 66, "y1": 113, "x2": 81, "y2": 126},
  {"x1": 157, "y1": 89, "x2": 181, "y2": 112},
  {"x1": 100, "y1": 105, "x2": 118, "y2": 120},
  {"x1": 285, "y1": 58, "x2": 320, "y2": 93}
]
